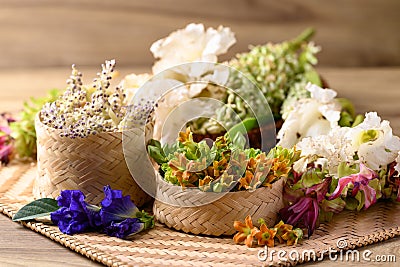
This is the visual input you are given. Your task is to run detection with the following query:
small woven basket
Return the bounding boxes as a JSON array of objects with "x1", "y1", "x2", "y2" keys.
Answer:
[
  {"x1": 153, "y1": 172, "x2": 284, "y2": 236},
  {"x1": 33, "y1": 114, "x2": 152, "y2": 206}
]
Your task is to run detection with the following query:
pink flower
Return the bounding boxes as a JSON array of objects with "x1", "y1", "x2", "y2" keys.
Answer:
[
  {"x1": 0, "y1": 125, "x2": 13, "y2": 165},
  {"x1": 280, "y1": 177, "x2": 331, "y2": 236},
  {"x1": 328, "y1": 163, "x2": 378, "y2": 209}
]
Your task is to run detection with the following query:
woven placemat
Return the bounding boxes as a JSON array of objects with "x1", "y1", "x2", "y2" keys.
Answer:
[{"x1": 0, "y1": 163, "x2": 399, "y2": 267}]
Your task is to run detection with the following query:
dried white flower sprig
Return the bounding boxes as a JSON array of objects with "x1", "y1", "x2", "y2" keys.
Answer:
[{"x1": 40, "y1": 60, "x2": 129, "y2": 138}]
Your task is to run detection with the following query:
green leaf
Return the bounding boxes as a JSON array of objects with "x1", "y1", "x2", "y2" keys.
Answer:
[
  {"x1": 368, "y1": 179, "x2": 382, "y2": 200},
  {"x1": 321, "y1": 198, "x2": 346, "y2": 214},
  {"x1": 355, "y1": 191, "x2": 365, "y2": 211},
  {"x1": 147, "y1": 145, "x2": 167, "y2": 164},
  {"x1": 231, "y1": 132, "x2": 247, "y2": 149},
  {"x1": 305, "y1": 69, "x2": 322, "y2": 86},
  {"x1": 10, "y1": 88, "x2": 61, "y2": 158},
  {"x1": 351, "y1": 114, "x2": 364, "y2": 127},
  {"x1": 292, "y1": 168, "x2": 323, "y2": 190},
  {"x1": 344, "y1": 197, "x2": 358, "y2": 211},
  {"x1": 339, "y1": 111, "x2": 354, "y2": 127},
  {"x1": 290, "y1": 27, "x2": 315, "y2": 50},
  {"x1": 226, "y1": 117, "x2": 258, "y2": 141},
  {"x1": 136, "y1": 211, "x2": 155, "y2": 230},
  {"x1": 318, "y1": 210, "x2": 334, "y2": 222},
  {"x1": 337, "y1": 162, "x2": 358, "y2": 178},
  {"x1": 337, "y1": 98, "x2": 355, "y2": 117},
  {"x1": 12, "y1": 198, "x2": 59, "y2": 221},
  {"x1": 329, "y1": 177, "x2": 339, "y2": 193}
]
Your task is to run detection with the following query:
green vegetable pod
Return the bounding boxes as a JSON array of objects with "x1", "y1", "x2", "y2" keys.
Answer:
[{"x1": 33, "y1": 113, "x2": 152, "y2": 206}]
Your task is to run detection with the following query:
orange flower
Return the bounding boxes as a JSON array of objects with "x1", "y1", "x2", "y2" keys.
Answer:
[
  {"x1": 282, "y1": 228, "x2": 303, "y2": 246},
  {"x1": 233, "y1": 215, "x2": 258, "y2": 247},
  {"x1": 199, "y1": 176, "x2": 213, "y2": 191},
  {"x1": 254, "y1": 224, "x2": 277, "y2": 247},
  {"x1": 178, "y1": 127, "x2": 192, "y2": 143},
  {"x1": 238, "y1": 170, "x2": 253, "y2": 190},
  {"x1": 274, "y1": 220, "x2": 293, "y2": 244},
  {"x1": 263, "y1": 158, "x2": 291, "y2": 187},
  {"x1": 213, "y1": 156, "x2": 228, "y2": 177}
]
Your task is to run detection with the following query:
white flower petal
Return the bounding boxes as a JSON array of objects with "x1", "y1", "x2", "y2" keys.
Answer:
[
  {"x1": 296, "y1": 127, "x2": 354, "y2": 175},
  {"x1": 150, "y1": 23, "x2": 236, "y2": 74},
  {"x1": 158, "y1": 98, "x2": 221, "y2": 144},
  {"x1": 277, "y1": 84, "x2": 341, "y2": 148},
  {"x1": 306, "y1": 82, "x2": 337, "y2": 103},
  {"x1": 203, "y1": 25, "x2": 236, "y2": 56},
  {"x1": 119, "y1": 73, "x2": 152, "y2": 104},
  {"x1": 395, "y1": 152, "x2": 400, "y2": 173},
  {"x1": 348, "y1": 112, "x2": 400, "y2": 170}
]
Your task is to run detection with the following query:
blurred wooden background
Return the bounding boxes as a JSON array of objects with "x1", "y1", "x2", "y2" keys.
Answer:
[{"x1": 0, "y1": 0, "x2": 399, "y2": 69}]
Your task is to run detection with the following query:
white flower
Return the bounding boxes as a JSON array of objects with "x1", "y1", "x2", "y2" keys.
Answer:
[
  {"x1": 295, "y1": 112, "x2": 400, "y2": 174},
  {"x1": 119, "y1": 73, "x2": 152, "y2": 104},
  {"x1": 347, "y1": 112, "x2": 400, "y2": 170},
  {"x1": 146, "y1": 24, "x2": 235, "y2": 140},
  {"x1": 295, "y1": 126, "x2": 354, "y2": 175},
  {"x1": 277, "y1": 83, "x2": 341, "y2": 148},
  {"x1": 159, "y1": 62, "x2": 230, "y2": 98},
  {"x1": 149, "y1": 63, "x2": 230, "y2": 141},
  {"x1": 150, "y1": 23, "x2": 236, "y2": 74},
  {"x1": 395, "y1": 152, "x2": 400, "y2": 174},
  {"x1": 138, "y1": 77, "x2": 221, "y2": 143}
]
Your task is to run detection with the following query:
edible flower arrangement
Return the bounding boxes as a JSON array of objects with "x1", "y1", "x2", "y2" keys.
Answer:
[
  {"x1": 148, "y1": 128, "x2": 300, "y2": 192},
  {"x1": 276, "y1": 84, "x2": 400, "y2": 236},
  {"x1": 5, "y1": 23, "x2": 400, "y2": 247},
  {"x1": 232, "y1": 83, "x2": 400, "y2": 248}
]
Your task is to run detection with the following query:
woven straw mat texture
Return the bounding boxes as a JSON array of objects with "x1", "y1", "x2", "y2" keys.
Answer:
[
  {"x1": 0, "y1": 163, "x2": 400, "y2": 267},
  {"x1": 34, "y1": 116, "x2": 151, "y2": 206}
]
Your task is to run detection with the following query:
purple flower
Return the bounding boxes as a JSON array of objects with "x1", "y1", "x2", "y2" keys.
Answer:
[
  {"x1": 50, "y1": 186, "x2": 153, "y2": 238},
  {"x1": 100, "y1": 185, "x2": 139, "y2": 226},
  {"x1": 104, "y1": 218, "x2": 144, "y2": 239},
  {"x1": 0, "y1": 144, "x2": 13, "y2": 165},
  {"x1": 328, "y1": 164, "x2": 378, "y2": 209},
  {"x1": 1, "y1": 113, "x2": 16, "y2": 124},
  {"x1": 51, "y1": 190, "x2": 101, "y2": 235},
  {"x1": 280, "y1": 177, "x2": 331, "y2": 236},
  {"x1": 0, "y1": 125, "x2": 13, "y2": 165}
]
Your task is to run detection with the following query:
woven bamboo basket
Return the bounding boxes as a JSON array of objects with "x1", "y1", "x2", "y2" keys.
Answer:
[
  {"x1": 153, "y1": 171, "x2": 285, "y2": 236},
  {"x1": 33, "y1": 114, "x2": 152, "y2": 206}
]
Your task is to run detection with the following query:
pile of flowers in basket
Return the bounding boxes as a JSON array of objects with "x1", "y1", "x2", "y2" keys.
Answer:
[{"x1": 6, "y1": 23, "x2": 400, "y2": 248}]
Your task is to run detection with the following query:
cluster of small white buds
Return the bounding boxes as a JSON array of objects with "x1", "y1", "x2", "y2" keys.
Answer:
[
  {"x1": 40, "y1": 60, "x2": 129, "y2": 138},
  {"x1": 119, "y1": 99, "x2": 156, "y2": 130}
]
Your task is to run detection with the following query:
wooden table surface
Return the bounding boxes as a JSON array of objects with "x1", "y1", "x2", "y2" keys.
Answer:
[{"x1": 0, "y1": 67, "x2": 399, "y2": 266}]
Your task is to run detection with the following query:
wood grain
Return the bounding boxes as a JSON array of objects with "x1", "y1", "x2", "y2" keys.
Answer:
[
  {"x1": 0, "y1": 0, "x2": 399, "y2": 69},
  {"x1": 0, "y1": 215, "x2": 101, "y2": 267}
]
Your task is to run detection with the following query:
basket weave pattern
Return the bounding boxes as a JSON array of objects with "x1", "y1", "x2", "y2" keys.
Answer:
[
  {"x1": 33, "y1": 116, "x2": 151, "y2": 206},
  {"x1": 1, "y1": 164, "x2": 400, "y2": 267},
  {"x1": 153, "y1": 178, "x2": 285, "y2": 236}
]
